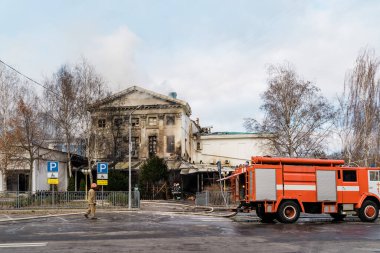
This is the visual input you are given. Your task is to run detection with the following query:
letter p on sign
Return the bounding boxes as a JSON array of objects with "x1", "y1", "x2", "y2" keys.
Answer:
[
  {"x1": 47, "y1": 161, "x2": 59, "y2": 172},
  {"x1": 97, "y1": 162, "x2": 108, "y2": 174}
]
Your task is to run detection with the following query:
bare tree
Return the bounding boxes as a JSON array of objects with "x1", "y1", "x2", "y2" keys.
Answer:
[
  {"x1": 44, "y1": 65, "x2": 80, "y2": 178},
  {"x1": 11, "y1": 87, "x2": 46, "y2": 191},
  {"x1": 244, "y1": 63, "x2": 336, "y2": 157},
  {"x1": 338, "y1": 49, "x2": 380, "y2": 166},
  {"x1": 0, "y1": 65, "x2": 22, "y2": 190},
  {"x1": 74, "y1": 58, "x2": 108, "y2": 183}
]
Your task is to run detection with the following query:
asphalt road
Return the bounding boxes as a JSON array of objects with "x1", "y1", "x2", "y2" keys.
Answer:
[{"x1": 0, "y1": 210, "x2": 380, "y2": 253}]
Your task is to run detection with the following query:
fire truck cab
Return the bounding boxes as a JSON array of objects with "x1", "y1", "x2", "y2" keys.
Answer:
[{"x1": 230, "y1": 156, "x2": 380, "y2": 223}]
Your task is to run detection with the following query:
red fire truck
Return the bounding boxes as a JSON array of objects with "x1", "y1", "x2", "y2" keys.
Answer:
[{"x1": 229, "y1": 156, "x2": 380, "y2": 223}]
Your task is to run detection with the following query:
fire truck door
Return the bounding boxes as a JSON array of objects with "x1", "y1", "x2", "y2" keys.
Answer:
[
  {"x1": 338, "y1": 169, "x2": 360, "y2": 203},
  {"x1": 368, "y1": 170, "x2": 380, "y2": 197}
]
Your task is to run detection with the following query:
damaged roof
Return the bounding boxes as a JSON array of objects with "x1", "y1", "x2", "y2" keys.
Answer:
[{"x1": 88, "y1": 85, "x2": 192, "y2": 116}]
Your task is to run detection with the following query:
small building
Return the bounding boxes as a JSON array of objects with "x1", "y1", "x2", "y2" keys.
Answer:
[
  {"x1": 182, "y1": 132, "x2": 272, "y2": 192},
  {"x1": 0, "y1": 147, "x2": 69, "y2": 192}
]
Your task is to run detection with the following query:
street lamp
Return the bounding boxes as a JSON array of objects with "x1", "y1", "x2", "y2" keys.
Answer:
[
  {"x1": 129, "y1": 105, "x2": 141, "y2": 209},
  {"x1": 81, "y1": 168, "x2": 91, "y2": 200}
]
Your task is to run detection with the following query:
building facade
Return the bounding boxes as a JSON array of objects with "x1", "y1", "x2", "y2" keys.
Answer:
[
  {"x1": 181, "y1": 132, "x2": 272, "y2": 192},
  {"x1": 88, "y1": 86, "x2": 199, "y2": 172}
]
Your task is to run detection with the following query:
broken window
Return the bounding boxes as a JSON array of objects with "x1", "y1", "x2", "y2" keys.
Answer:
[
  {"x1": 148, "y1": 117, "x2": 157, "y2": 126},
  {"x1": 132, "y1": 117, "x2": 140, "y2": 127},
  {"x1": 166, "y1": 136, "x2": 175, "y2": 153},
  {"x1": 131, "y1": 137, "x2": 139, "y2": 157},
  {"x1": 114, "y1": 118, "x2": 123, "y2": 127},
  {"x1": 122, "y1": 137, "x2": 139, "y2": 157},
  {"x1": 98, "y1": 119, "x2": 106, "y2": 128},
  {"x1": 149, "y1": 136, "x2": 157, "y2": 156},
  {"x1": 166, "y1": 116, "x2": 175, "y2": 125}
]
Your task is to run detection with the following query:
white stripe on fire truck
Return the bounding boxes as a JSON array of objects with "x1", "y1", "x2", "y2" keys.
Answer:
[
  {"x1": 337, "y1": 186, "x2": 359, "y2": 191},
  {"x1": 276, "y1": 185, "x2": 316, "y2": 191},
  {"x1": 276, "y1": 185, "x2": 360, "y2": 191}
]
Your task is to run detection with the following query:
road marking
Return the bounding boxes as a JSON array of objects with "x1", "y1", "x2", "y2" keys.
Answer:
[
  {"x1": 356, "y1": 248, "x2": 380, "y2": 252},
  {"x1": 7, "y1": 226, "x2": 24, "y2": 233},
  {"x1": 55, "y1": 216, "x2": 68, "y2": 222},
  {"x1": 2, "y1": 214, "x2": 12, "y2": 220},
  {"x1": 0, "y1": 242, "x2": 47, "y2": 248},
  {"x1": 0, "y1": 212, "x2": 82, "y2": 223},
  {"x1": 192, "y1": 217, "x2": 229, "y2": 222}
]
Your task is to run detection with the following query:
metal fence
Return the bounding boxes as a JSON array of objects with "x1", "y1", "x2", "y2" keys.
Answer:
[
  {"x1": 195, "y1": 190, "x2": 235, "y2": 207},
  {"x1": 0, "y1": 191, "x2": 140, "y2": 210}
]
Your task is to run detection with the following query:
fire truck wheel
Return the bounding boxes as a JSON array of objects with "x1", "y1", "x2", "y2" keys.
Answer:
[
  {"x1": 359, "y1": 200, "x2": 379, "y2": 222},
  {"x1": 329, "y1": 213, "x2": 347, "y2": 221},
  {"x1": 277, "y1": 201, "x2": 300, "y2": 223}
]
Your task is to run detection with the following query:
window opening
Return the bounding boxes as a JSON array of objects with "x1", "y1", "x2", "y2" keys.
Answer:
[
  {"x1": 343, "y1": 170, "x2": 357, "y2": 182},
  {"x1": 114, "y1": 118, "x2": 123, "y2": 127},
  {"x1": 132, "y1": 118, "x2": 139, "y2": 127},
  {"x1": 370, "y1": 171, "x2": 380, "y2": 181},
  {"x1": 166, "y1": 116, "x2": 175, "y2": 125},
  {"x1": 166, "y1": 136, "x2": 175, "y2": 153},
  {"x1": 149, "y1": 136, "x2": 157, "y2": 156},
  {"x1": 148, "y1": 117, "x2": 157, "y2": 126},
  {"x1": 98, "y1": 119, "x2": 106, "y2": 128}
]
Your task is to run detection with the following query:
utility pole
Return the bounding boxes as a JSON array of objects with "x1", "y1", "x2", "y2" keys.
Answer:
[{"x1": 129, "y1": 105, "x2": 141, "y2": 209}]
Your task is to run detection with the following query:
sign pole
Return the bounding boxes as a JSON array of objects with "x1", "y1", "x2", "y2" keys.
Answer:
[
  {"x1": 47, "y1": 161, "x2": 59, "y2": 206},
  {"x1": 128, "y1": 105, "x2": 140, "y2": 210},
  {"x1": 85, "y1": 173, "x2": 88, "y2": 200},
  {"x1": 96, "y1": 162, "x2": 108, "y2": 205},
  {"x1": 128, "y1": 113, "x2": 132, "y2": 210},
  {"x1": 52, "y1": 184, "x2": 55, "y2": 206}
]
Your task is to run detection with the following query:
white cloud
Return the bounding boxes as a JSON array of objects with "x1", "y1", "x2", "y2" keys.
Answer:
[
  {"x1": 145, "y1": 41, "x2": 266, "y2": 132},
  {"x1": 143, "y1": 2, "x2": 380, "y2": 135},
  {"x1": 83, "y1": 26, "x2": 145, "y2": 91},
  {"x1": 1, "y1": 25, "x2": 145, "y2": 94}
]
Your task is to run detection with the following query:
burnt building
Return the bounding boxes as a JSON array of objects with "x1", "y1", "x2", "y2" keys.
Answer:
[{"x1": 88, "y1": 86, "x2": 199, "y2": 184}]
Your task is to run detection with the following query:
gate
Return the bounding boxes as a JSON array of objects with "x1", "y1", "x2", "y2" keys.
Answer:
[{"x1": 195, "y1": 191, "x2": 234, "y2": 206}]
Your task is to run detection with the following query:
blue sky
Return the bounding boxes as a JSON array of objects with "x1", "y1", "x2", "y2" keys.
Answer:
[{"x1": 1, "y1": 0, "x2": 380, "y2": 151}]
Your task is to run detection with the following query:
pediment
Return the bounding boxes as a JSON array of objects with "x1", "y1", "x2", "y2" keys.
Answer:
[{"x1": 89, "y1": 86, "x2": 191, "y2": 115}]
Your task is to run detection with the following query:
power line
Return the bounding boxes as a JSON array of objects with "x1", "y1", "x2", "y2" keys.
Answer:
[{"x1": 0, "y1": 58, "x2": 60, "y2": 97}]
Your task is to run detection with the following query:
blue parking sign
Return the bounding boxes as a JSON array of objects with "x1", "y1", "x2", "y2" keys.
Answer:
[
  {"x1": 47, "y1": 161, "x2": 59, "y2": 172},
  {"x1": 97, "y1": 162, "x2": 108, "y2": 174}
]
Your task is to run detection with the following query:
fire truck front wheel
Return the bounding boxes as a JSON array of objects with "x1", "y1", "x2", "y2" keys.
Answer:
[
  {"x1": 277, "y1": 201, "x2": 300, "y2": 223},
  {"x1": 359, "y1": 200, "x2": 379, "y2": 222}
]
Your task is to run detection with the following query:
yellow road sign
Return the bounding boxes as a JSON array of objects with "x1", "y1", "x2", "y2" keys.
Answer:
[
  {"x1": 97, "y1": 179, "x2": 108, "y2": 186},
  {"x1": 48, "y1": 178, "x2": 59, "y2": 185}
]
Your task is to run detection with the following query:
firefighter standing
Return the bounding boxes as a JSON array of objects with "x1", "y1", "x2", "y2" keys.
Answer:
[{"x1": 84, "y1": 183, "x2": 97, "y2": 219}]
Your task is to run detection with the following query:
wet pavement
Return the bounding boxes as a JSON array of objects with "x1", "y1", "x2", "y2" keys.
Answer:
[{"x1": 0, "y1": 209, "x2": 379, "y2": 252}]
